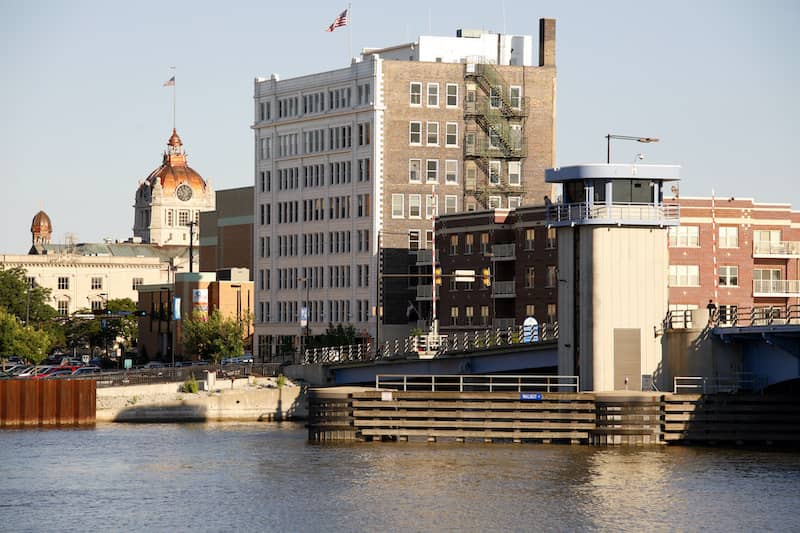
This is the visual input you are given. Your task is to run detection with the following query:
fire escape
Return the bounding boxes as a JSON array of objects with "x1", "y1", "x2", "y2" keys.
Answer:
[{"x1": 464, "y1": 60, "x2": 528, "y2": 208}]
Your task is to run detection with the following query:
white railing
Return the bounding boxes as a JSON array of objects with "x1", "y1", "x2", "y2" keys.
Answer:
[
  {"x1": 492, "y1": 280, "x2": 516, "y2": 297},
  {"x1": 547, "y1": 202, "x2": 680, "y2": 225},
  {"x1": 753, "y1": 240, "x2": 800, "y2": 257},
  {"x1": 376, "y1": 373, "x2": 579, "y2": 393},
  {"x1": 491, "y1": 243, "x2": 516, "y2": 259},
  {"x1": 673, "y1": 373, "x2": 760, "y2": 394},
  {"x1": 753, "y1": 279, "x2": 800, "y2": 295}
]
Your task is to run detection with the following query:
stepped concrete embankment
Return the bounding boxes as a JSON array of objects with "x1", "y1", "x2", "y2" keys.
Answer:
[{"x1": 97, "y1": 376, "x2": 307, "y2": 422}]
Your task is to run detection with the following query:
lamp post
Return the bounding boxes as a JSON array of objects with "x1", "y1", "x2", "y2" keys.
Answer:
[
  {"x1": 98, "y1": 292, "x2": 109, "y2": 363},
  {"x1": 606, "y1": 134, "x2": 659, "y2": 163},
  {"x1": 160, "y1": 286, "x2": 173, "y2": 368}
]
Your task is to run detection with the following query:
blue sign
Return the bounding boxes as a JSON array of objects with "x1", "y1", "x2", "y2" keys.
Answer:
[
  {"x1": 522, "y1": 316, "x2": 539, "y2": 343},
  {"x1": 300, "y1": 306, "x2": 308, "y2": 327},
  {"x1": 520, "y1": 392, "x2": 543, "y2": 401}
]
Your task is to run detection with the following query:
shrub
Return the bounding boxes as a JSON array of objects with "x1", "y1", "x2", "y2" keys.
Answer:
[
  {"x1": 276, "y1": 374, "x2": 286, "y2": 388},
  {"x1": 182, "y1": 376, "x2": 199, "y2": 394}
]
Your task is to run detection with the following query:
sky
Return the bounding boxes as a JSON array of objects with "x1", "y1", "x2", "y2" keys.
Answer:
[{"x1": 1, "y1": 0, "x2": 798, "y2": 253}]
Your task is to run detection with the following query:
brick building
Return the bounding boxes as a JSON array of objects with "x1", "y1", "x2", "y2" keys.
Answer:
[
  {"x1": 199, "y1": 186, "x2": 254, "y2": 274},
  {"x1": 252, "y1": 20, "x2": 557, "y2": 359}
]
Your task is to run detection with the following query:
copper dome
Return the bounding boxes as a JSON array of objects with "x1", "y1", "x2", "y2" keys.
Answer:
[
  {"x1": 140, "y1": 129, "x2": 208, "y2": 196},
  {"x1": 31, "y1": 210, "x2": 52, "y2": 233}
]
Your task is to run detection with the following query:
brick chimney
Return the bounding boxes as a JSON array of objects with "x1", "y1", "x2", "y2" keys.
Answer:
[{"x1": 539, "y1": 18, "x2": 556, "y2": 67}]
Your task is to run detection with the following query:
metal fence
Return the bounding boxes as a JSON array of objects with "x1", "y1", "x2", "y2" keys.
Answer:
[
  {"x1": 375, "y1": 374, "x2": 580, "y2": 393},
  {"x1": 89, "y1": 363, "x2": 282, "y2": 388},
  {"x1": 673, "y1": 373, "x2": 761, "y2": 394}
]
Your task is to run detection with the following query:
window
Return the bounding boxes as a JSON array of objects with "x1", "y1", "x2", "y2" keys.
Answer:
[
  {"x1": 508, "y1": 197, "x2": 521, "y2": 209},
  {"x1": 427, "y1": 83, "x2": 439, "y2": 106},
  {"x1": 525, "y1": 304, "x2": 535, "y2": 317},
  {"x1": 91, "y1": 300, "x2": 104, "y2": 312},
  {"x1": 91, "y1": 277, "x2": 103, "y2": 290},
  {"x1": 718, "y1": 304, "x2": 738, "y2": 326},
  {"x1": 450, "y1": 306, "x2": 459, "y2": 324},
  {"x1": 425, "y1": 230, "x2": 434, "y2": 250},
  {"x1": 409, "y1": 159, "x2": 421, "y2": 182},
  {"x1": 669, "y1": 265, "x2": 700, "y2": 287},
  {"x1": 408, "y1": 230, "x2": 421, "y2": 251},
  {"x1": 445, "y1": 195, "x2": 457, "y2": 214},
  {"x1": 480, "y1": 305, "x2": 490, "y2": 325},
  {"x1": 445, "y1": 122, "x2": 458, "y2": 147},
  {"x1": 409, "y1": 121, "x2": 422, "y2": 144},
  {"x1": 57, "y1": 300, "x2": 69, "y2": 316},
  {"x1": 547, "y1": 304, "x2": 557, "y2": 324},
  {"x1": 480, "y1": 233, "x2": 489, "y2": 255},
  {"x1": 178, "y1": 210, "x2": 190, "y2": 226},
  {"x1": 525, "y1": 229, "x2": 535, "y2": 250},
  {"x1": 410, "y1": 82, "x2": 422, "y2": 105},
  {"x1": 546, "y1": 266, "x2": 557, "y2": 288},
  {"x1": 409, "y1": 194, "x2": 422, "y2": 218},
  {"x1": 58, "y1": 276, "x2": 69, "y2": 290},
  {"x1": 754, "y1": 268, "x2": 782, "y2": 293},
  {"x1": 426, "y1": 160, "x2": 438, "y2": 183},
  {"x1": 132, "y1": 277, "x2": 143, "y2": 291},
  {"x1": 526, "y1": 267, "x2": 535, "y2": 288},
  {"x1": 426, "y1": 122, "x2": 439, "y2": 145},
  {"x1": 26, "y1": 276, "x2": 36, "y2": 289},
  {"x1": 719, "y1": 226, "x2": 738, "y2": 248},
  {"x1": 391, "y1": 194, "x2": 404, "y2": 218},
  {"x1": 489, "y1": 87, "x2": 500, "y2": 108},
  {"x1": 668, "y1": 303, "x2": 699, "y2": 329},
  {"x1": 465, "y1": 234, "x2": 474, "y2": 254},
  {"x1": 546, "y1": 227, "x2": 557, "y2": 249},
  {"x1": 668, "y1": 226, "x2": 699, "y2": 247},
  {"x1": 166, "y1": 210, "x2": 174, "y2": 226},
  {"x1": 510, "y1": 86, "x2": 522, "y2": 108},
  {"x1": 445, "y1": 160, "x2": 458, "y2": 184},
  {"x1": 508, "y1": 161, "x2": 521, "y2": 186},
  {"x1": 445, "y1": 83, "x2": 458, "y2": 107},
  {"x1": 719, "y1": 265, "x2": 739, "y2": 287},
  {"x1": 465, "y1": 306, "x2": 474, "y2": 325},
  {"x1": 488, "y1": 196, "x2": 501, "y2": 209},
  {"x1": 425, "y1": 194, "x2": 437, "y2": 219},
  {"x1": 450, "y1": 235, "x2": 459, "y2": 255},
  {"x1": 489, "y1": 161, "x2": 501, "y2": 185}
]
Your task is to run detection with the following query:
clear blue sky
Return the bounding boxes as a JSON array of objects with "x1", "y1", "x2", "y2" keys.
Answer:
[{"x1": 1, "y1": 0, "x2": 798, "y2": 253}]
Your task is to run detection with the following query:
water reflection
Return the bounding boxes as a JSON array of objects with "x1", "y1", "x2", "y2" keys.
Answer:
[{"x1": 1, "y1": 424, "x2": 798, "y2": 532}]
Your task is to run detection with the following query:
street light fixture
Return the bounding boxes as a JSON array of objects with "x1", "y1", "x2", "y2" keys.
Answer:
[{"x1": 605, "y1": 134, "x2": 659, "y2": 164}]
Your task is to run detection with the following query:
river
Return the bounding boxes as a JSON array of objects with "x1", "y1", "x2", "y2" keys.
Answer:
[{"x1": 1, "y1": 422, "x2": 799, "y2": 532}]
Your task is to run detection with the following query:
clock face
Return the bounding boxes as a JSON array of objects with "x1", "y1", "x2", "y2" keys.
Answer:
[{"x1": 176, "y1": 184, "x2": 193, "y2": 202}]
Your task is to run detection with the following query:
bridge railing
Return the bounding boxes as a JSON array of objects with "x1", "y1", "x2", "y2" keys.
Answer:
[
  {"x1": 713, "y1": 304, "x2": 800, "y2": 327},
  {"x1": 376, "y1": 373, "x2": 580, "y2": 393},
  {"x1": 673, "y1": 373, "x2": 761, "y2": 394}
]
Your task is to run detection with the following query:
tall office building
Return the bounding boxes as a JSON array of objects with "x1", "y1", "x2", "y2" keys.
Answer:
[{"x1": 252, "y1": 20, "x2": 557, "y2": 359}]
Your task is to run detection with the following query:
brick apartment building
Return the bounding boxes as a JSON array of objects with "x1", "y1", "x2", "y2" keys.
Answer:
[
  {"x1": 426, "y1": 195, "x2": 800, "y2": 333},
  {"x1": 252, "y1": 20, "x2": 557, "y2": 359}
]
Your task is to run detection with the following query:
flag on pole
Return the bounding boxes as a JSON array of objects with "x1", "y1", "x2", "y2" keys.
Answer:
[
  {"x1": 325, "y1": 9, "x2": 348, "y2": 32},
  {"x1": 163, "y1": 76, "x2": 175, "y2": 87}
]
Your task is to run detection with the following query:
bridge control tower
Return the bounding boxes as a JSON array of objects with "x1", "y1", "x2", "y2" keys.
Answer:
[{"x1": 545, "y1": 164, "x2": 681, "y2": 391}]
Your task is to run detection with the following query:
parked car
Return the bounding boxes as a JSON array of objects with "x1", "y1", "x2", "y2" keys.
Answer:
[
  {"x1": 43, "y1": 370, "x2": 74, "y2": 379},
  {"x1": 71, "y1": 366, "x2": 102, "y2": 376}
]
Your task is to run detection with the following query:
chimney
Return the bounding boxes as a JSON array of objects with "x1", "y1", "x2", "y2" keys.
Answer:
[{"x1": 539, "y1": 18, "x2": 556, "y2": 67}]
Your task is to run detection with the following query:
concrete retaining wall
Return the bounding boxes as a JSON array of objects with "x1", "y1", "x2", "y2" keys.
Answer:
[{"x1": 96, "y1": 377, "x2": 307, "y2": 422}]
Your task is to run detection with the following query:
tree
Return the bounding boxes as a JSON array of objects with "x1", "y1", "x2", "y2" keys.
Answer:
[
  {"x1": 106, "y1": 298, "x2": 138, "y2": 353},
  {"x1": 0, "y1": 308, "x2": 52, "y2": 364},
  {"x1": 0, "y1": 266, "x2": 56, "y2": 324},
  {"x1": 182, "y1": 310, "x2": 244, "y2": 363}
]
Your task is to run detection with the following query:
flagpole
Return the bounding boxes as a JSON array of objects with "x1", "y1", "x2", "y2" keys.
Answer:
[
  {"x1": 171, "y1": 66, "x2": 176, "y2": 130},
  {"x1": 348, "y1": 3, "x2": 352, "y2": 64}
]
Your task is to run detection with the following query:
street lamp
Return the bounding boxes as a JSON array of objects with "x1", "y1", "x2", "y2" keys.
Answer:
[
  {"x1": 98, "y1": 292, "x2": 109, "y2": 362},
  {"x1": 606, "y1": 134, "x2": 659, "y2": 163}
]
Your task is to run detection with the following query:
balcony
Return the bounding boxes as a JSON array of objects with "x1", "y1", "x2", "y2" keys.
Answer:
[
  {"x1": 415, "y1": 249, "x2": 434, "y2": 266},
  {"x1": 546, "y1": 202, "x2": 680, "y2": 227},
  {"x1": 753, "y1": 241, "x2": 800, "y2": 258},
  {"x1": 753, "y1": 279, "x2": 800, "y2": 297},
  {"x1": 491, "y1": 243, "x2": 516, "y2": 261},
  {"x1": 416, "y1": 284, "x2": 438, "y2": 301},
  {"x1": 492, "y1": 280, "x2": 516, "y2": 298}
]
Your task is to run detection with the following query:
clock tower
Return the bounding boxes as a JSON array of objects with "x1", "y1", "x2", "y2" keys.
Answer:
[{"x1": 133, "y1": 129, "x2": 215, "y2": 246}]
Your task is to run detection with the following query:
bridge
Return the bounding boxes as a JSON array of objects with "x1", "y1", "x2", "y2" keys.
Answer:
[{"x1": 298, "y1": 324, "x2": 559, "y2": 386}]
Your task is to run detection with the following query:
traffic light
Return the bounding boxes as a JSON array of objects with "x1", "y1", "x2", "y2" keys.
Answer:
[
  {"x1": 434, "y1": 267, "x2": 443, "y2": 286},
  {"x1": 482, "y1": 268, "x2": 492, "y2": 287}
]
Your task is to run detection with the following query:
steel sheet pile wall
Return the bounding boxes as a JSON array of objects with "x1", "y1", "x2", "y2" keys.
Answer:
[{"x1": 0, "y1": 380, "x2": 96, "y2": 427}]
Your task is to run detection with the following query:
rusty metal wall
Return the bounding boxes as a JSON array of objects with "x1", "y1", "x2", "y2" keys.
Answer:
[{"x1": 0, "y1": 380, "x2": 96, "y2": 427}]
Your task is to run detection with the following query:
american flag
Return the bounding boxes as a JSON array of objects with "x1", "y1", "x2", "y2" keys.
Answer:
[
  {"x1": 325, "y1": 9, "x2": 348, "y2": 32},
  {"x1": 163, "y1": 76, "x2": 175, "y2": 87}
]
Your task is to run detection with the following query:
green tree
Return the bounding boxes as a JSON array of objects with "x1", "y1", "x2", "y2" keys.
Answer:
[
  {"x1": 106, "y1": 298, "x2": 138, "y2": 353},
  {"x1": 0, "y1": 308, "x2": 52, "y2": 364},
  {"x1": 0, "y1": 266, "x2": 56, "y2": 324},
  {"x1": 182, "y1": 310, "x2": 244, "y2": 363}
]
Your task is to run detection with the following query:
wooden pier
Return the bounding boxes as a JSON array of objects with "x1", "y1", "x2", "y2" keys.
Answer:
[{"x1": 309, "y1": 387, "x2": 800, "y2": 445}]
